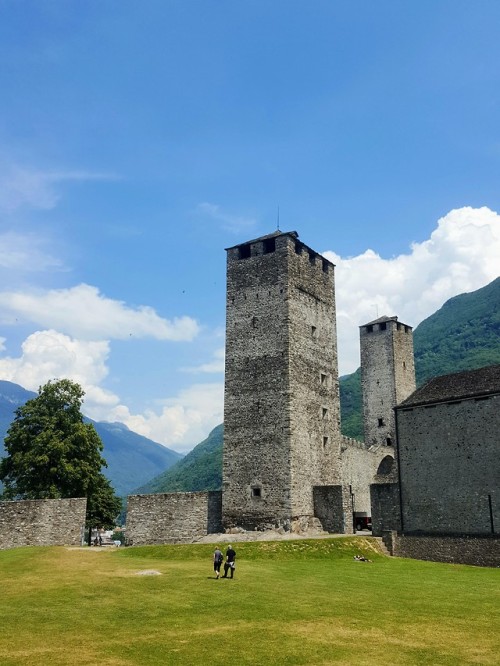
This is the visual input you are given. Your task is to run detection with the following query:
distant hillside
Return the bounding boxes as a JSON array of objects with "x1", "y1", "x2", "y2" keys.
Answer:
[
  {"x1": 134, "y1": 424, "x2": 223, "y2": 494},
  {"x1": 142, "y1": 276, "x2": 500, "y2": 493},
  {"x1": 0, "y1": 381, "x2": 182, "y2": 496},
  {"x1": 413, "y1": 276, "x2": 500, "y2": 384}
]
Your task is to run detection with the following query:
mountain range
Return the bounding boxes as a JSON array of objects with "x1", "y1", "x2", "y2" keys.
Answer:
[{"x1": 136, "y1": 276, "x2": 500, "y2": 494}]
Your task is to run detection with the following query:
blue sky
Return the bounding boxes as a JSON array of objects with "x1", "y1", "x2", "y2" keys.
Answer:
[{"x1": 1, "y1": 2, "x2": 499, "y2": 452}]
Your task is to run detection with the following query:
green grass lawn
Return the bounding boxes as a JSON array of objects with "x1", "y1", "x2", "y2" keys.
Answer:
[{"x1": 0, "y1": 537, "x2": 498, "y2": 665}]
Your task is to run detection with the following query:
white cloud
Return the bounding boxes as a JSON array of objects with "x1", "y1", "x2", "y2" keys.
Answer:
[
  {"x1": 102, "y1": 383, "x2": 224, "y2": 453},
  {"x1": 0, "y1": 283, "x2": 200, "y2": 341},
  {"x1": 0, "y1": 329, "x2": 110, "y2": 393},
  {"x1": 322, "y1": 206, "x2": 500, "y2": 375},
  {"x1": 182, "y1": 347, "x2": 225, "y2": 373},
  {"x1": 0, "y1": 231, "x2": 64, "y2": 272},
  {"x1": 197, "y1": 202, "x2": 257, "y2": 234},
  {"x1": 0, "y1": 165, "x2": 117, "y2": 212}
]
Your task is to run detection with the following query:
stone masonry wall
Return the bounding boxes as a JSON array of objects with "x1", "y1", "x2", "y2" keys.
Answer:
[
  {"x1": 397, "y1": 394, "x2": 499, "y2": 535},
  {"x1": 313, "y1": 485, "x2": 354, "y2": 534},
  {"x1": 0, "y1": 498, "x2": 87, "y2": 550},
  {"x1": 386, "y1": 532, "x2": 500, "y2": 567},
  {"x1": 370, "y1": 483, "x2": 401, "y2": 536},
  {"x1": 360, "y1": 319, "x2": 415, "y2": 451},
  {"x1": 126, "y1": 491, "x2": 222, "y2": 545}
]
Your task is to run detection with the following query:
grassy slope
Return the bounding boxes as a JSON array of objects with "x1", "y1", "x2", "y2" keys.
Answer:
[{"x1": 0, "y1": 540, "x2": 498, "y2": 666}]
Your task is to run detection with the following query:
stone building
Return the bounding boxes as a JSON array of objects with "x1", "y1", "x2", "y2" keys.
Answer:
[
  {"x1": 222, "y1": 230, "x2": 349, "y2": 532},
  {"x1": 395, "y1": 365, "x2": 500, "y2": 536}
]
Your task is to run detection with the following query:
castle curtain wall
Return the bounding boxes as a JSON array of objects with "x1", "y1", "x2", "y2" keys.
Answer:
[
  {"x1": 0, "y1": 498, "x2": 87, "y2": 550},
  {"x1": 126, "y1": 491, "x2": 222, "y2": 545}
]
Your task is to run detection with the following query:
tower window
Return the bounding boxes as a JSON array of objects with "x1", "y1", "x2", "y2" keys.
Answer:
[
  {"x1": 322, "y1": 259, "x2": 329, "y2": 273},
  {"x1": 239, "y1": 244, "x2": 251, "y2": 259},
  {"x1": 366, "y1": 325, "x2": 373, "y2": 333},
  {"x1": 378, "y1": 418, "x2": 385, "y2": 427},
  {"x1": 320, "y1": 373, "x2": 327, "y2": 385},
  {"x1": 386, "y1": 437, "x2": 393, "y2": 446},
  {"x1": 252, "y1": 316, "x2": 258, "y2": 328},
  {"x1": 308, "y1": 251, "x2": 315, "y2": 265},
  {"x1": 311, "y1": 325, "x2": 317, "y2": 338},
  {"x1": 251, "y1": 487, "x2": 262, "y2": 498},
  {"x1": 322, "y1": 407, "x2": 328, "y2": 419},
  {"x1": 379, "y1": 322, "x2": 386, "y2": 331},
  {"x1": 323, "y1": 436, "x2": 329, "y2": 448},
  {"x1": 263, "y1": 238, "x2": 276, "y2": 254}
]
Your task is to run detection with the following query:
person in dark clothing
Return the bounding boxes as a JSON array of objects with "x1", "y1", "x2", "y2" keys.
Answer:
[
  {"x1": 222, "y1": 545, "x2": 236, "y2": 578},
  {"x1": 213, "y1": 547, "x2": 223, "y2": 578}
]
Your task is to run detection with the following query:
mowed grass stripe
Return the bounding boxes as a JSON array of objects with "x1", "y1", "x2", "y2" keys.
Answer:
[{"x1": 0, "y1": 538, "x2": 498, "y2": 665}]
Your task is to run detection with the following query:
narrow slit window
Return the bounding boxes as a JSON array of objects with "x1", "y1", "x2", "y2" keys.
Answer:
[
  {"x1": 322, "y1": 407, "x2": 328, "y2": 419},
  {"x1": 252, "y1": 487, "x2": 261, "y2": 498},
  {"x1": 320, "y1": 373, "x2": 327, "y2": 385},
  {"x1": 378, "y1": 418, "x2": 385, "y2": 427},
  {"x1": 323, "y1": 436, "x2": 329, "y2": 448},
  {"x1": 311, "y1": 325, "x2": 317, "y2": 338}
]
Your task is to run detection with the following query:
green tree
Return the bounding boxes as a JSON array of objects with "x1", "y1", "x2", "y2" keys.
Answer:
[{"x1": 0, "y1": 379, "x2": 121, "y2": 536}]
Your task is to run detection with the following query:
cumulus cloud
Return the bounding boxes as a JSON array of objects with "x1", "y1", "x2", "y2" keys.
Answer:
[
  {"x1": 103, "y1": 382, "x2": 224, "y2": 453},
  {"x1": 0, "y1": 329, "x2": 110, "y2": 393},
  {"x1": 182, "y1": 347, "x2": 225, "y2": 374},
  {"x1": 0, "y1": 165, "x2": 117, "y2": 212},
  {"x1": 0, "y1": 231, "x2": 64, "y2": 272},
  {"x1": 322, "y1": 207, "x2": 500, "y2": 375},
  {"x1": 197, "y1": 202, "x2": 257, "y2": 234},
  {"x1": 0, "y1": 283, "x2": 200, "y2": 341}
]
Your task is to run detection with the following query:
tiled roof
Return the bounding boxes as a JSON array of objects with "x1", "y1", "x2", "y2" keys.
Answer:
[{"x1": 398, "y1": 364, "x2": 500, "y2": 408}]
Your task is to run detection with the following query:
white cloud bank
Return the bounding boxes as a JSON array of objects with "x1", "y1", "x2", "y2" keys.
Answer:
[
  {"x1": 0, "y1": 283, "x2": 199, "y2": 341},
  {"x1": 323, "y1": 207, "x2": 500, "y2": 375}
]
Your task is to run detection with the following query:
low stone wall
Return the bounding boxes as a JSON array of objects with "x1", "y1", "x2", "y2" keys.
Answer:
[
  {"x1": 126, "y1": 491, "x2": 223, "y2": 545},
  {"x1": 384, "y1": 531, "x2": 500, "y2": 567},
  {"x1": 0, "y1": 498, "x2": 87, "y2": 550}
]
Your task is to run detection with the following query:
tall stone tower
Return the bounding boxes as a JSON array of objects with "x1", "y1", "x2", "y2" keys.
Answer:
[
  {"x1": 360, "y1": 316, "x2": 416, "y2": 450},
  {"x1": 222, "y1": 231, "x2": 342, "y2": 531}
]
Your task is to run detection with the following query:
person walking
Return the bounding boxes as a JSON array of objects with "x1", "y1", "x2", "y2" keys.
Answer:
[
  {"x1": 213, "y1": 546, "x2": 223, "y2": 579},
  {"x1": 222, "y1": 544, "x2": 236, "y2": 578}
]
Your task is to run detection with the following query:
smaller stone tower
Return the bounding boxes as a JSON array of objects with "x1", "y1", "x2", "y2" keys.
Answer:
[{"x1": 360, "y1": 316, "x2": 416, "y2": 450}]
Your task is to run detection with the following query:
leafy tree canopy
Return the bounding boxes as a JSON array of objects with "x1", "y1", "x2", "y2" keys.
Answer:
[{"x1": 0, "y1": 379, "x2": 121, "y2": 529}]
